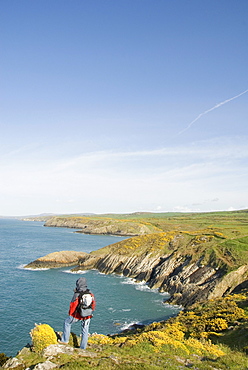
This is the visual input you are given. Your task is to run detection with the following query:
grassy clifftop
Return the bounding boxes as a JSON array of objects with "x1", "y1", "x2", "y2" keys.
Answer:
[
  {"x1": 97, "y1": 209, "x2": 248, "y2": 237},
  {"x1": 43, "y1": 209, "x2": 248, "y2": 238},
  {"x1": 78, "y1": 209, "x2": 248, "y2": 272},
  {"x1": 44, "y1": 216, "x2": 161, "y2": 236},
  {"x1": 74, "y1": 215, "x2": 248, "y2": 306},
  {"x1": 25, "y1": 210, "x2": 248, "y2": 306},
  {"x1": 91, "y1": 229, "x2": 248, "y2": 272},
  {"x1": 3, "y1": 293, "x2": 248, "y2": 369}
]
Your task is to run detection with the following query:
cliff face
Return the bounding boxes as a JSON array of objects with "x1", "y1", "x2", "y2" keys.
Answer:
[
  {"x1": 72, "y1": 252, "x2": 225, "y2": 307},
  {"x1": 24, "y1": 229, "x2": 248, "y2": 307},
  {"x1": 72, "y1": 232, "x2": 248, "y2": 307},
  {"x1": 44, "y1": 216, "x2": 161, "y2": 236}
]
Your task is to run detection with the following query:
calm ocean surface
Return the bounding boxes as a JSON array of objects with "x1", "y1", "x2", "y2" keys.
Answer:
[{"x1": 0, "y1": 219, "x2": 180, "y2": 356}]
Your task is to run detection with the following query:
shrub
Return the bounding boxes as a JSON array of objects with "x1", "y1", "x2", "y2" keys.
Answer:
[
  {"x1": 173, "y1": 296, "x2": 245, "y2": 339},
  {"x1": 30, "y1": 324, "x2": 57, "y2": 353},
  {"x1": 206, "y1": 318, "x2": 228, "y2": 332}
]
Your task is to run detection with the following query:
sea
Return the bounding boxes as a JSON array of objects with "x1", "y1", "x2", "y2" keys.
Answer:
[{"x1": 0, "y1": 218, "x2": 181, "y2": 357}]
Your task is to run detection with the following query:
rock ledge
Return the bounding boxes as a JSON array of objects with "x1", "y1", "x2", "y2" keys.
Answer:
[{"x1": 24, "y1": 251, "x2": 88, "y2": 269}]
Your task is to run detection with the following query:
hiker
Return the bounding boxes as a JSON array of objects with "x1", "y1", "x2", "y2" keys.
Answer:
[{"x1": 59, "y1": 277, "x2": 96, "y2": 349}]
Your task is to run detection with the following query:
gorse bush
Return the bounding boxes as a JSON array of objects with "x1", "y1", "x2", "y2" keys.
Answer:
[
  {"x1": 30, "y1": 323, "x2": 57, "y2": 353},
  {"x1": 5, "y1": 292, "x2": 248, "y2": 370},
  {"x1": 171, "y1": 295, "x2": 246, "y2": 339},
  {"x1": 88, "y1": 321, "x2": 225, "y2": 358}
]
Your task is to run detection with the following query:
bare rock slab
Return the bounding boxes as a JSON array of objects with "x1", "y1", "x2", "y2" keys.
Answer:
[{"x1": 24, "y1": 251, "x2": 88, "y2": 269}]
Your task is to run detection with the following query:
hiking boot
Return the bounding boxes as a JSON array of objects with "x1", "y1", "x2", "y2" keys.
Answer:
[{"x1": 57, "y1": 340, "x2": 68, "y2": 345}]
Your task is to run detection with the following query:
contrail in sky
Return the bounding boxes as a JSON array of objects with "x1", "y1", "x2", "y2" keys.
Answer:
[{"x1": 178, "y1": 88, "x2": 248, "y2": 135}]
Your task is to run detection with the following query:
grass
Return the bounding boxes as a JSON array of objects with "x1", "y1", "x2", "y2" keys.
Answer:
[
  {"x1": 89, "y1": 227, "x2": 248, "y2": 273},
  {"x1": 44, "y1": 211, "x2": 248, "y2": 275},
  {"x1": 45, "y1": 216, "x2": 162, "y2": 235},
  {"x1": 95, "y1": 209, "x2": 248, "y2": 232},
  {"x1": 45, "y1": 209, "x2": 248, "y2": 237},
  {"x1": 2, "y1": 293, "x2": 248, "y2": 369}
]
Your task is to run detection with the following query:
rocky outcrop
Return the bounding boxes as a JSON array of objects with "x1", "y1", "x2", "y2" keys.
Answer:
[
  {"x1": 209, "y1": 264, "x2": 248, "y2": 299},
  {"x1": 24, "y1": 251, "x2": 88, "y2": 269},
  {"x1": 2, "y1": 345, "x2": 97, "y2": 369},
  {"x1": 42, "y1": 344, "x2": 97, "y2": 358},
  {"x1": 71, "y1": 232, "x2": 248, "y2": 307},
  {"x1": 73, "y1": 251, "x2": 227, "y2": 307},
  {"x1": 25, "y1": 231, "x2": 248, "y2": 307},
  {"x1": 2, "y1": 357, "x2": 25, "y2": 369},
  {"x1": 44, "y1": 216, "x2": 161, "y2": 236}
]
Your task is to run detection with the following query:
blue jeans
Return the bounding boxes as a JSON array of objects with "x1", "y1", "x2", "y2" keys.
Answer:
[{"x1": 61, "y1": 316, "x2": 91, "y2": 349}]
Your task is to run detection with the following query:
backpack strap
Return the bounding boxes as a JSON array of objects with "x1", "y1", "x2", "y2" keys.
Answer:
[{"x1": 76, "y1": 289, "x2": 90, "y2": 295}]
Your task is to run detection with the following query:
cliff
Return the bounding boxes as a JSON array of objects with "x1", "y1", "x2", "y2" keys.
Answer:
[
  {"x1": 72, "y1": 231, "x2": 248, "y2": 307},
  {"x1": 24, "y1": 251, "x2": 88, "y2": 269},
  {"x1": 44, "y1": 216, "x2": 161, "y2": 236},
  {"x1": 24, "y1": 231, "x2": 248, "y2": 306},
  {"x1": 2, "y1": 293, "x2": 248, "y2": 369}
]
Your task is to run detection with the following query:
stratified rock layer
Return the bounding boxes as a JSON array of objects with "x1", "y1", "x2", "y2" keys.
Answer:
[
  {"x1": 72, "y1": 232, "x2": 248, "y2": 307},
  {"x1": 25, "y1": 231, "x2": 248, "y2": 307}
]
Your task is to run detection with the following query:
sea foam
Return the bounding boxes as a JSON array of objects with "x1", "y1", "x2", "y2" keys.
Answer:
[
  {"x1": 62, "y1": 269, "x2": 87, "y2": 274},
  {"x1": 18, "y1": 264, "x2": 50, "y2": 271}
]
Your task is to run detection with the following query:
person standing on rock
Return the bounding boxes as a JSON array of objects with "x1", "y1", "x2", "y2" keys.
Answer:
[{"x1": 59, "y1": 277, "x2": 96, "y2": 349}]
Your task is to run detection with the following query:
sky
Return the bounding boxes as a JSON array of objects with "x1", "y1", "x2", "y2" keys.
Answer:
[{"x1": 0, "y1": 0, "x2": 248, "y2": 216}]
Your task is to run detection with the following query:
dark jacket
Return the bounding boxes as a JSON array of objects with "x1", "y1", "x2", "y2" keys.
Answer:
[{"x1": 68, "y1": 277, "x2": 96, "y2": 320}]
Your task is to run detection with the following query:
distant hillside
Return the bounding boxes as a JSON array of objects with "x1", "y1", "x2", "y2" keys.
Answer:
[
  {"x1": 40, "y1": 209, "x2": 248, "y2": 237},
  {"x1": 22, "y1": 213, "x2": 95, "y2": 222},
  {"x1": 44, "y1": 215, "x2": 162, "y2": 236}
]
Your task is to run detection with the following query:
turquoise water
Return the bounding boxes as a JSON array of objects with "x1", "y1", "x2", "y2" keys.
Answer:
[{"x1": 0, "y1": 219, "x2": 180, "y2": 356}]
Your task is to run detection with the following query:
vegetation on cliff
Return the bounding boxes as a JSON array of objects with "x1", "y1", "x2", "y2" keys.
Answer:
[
  {"x1": 73, "y1": 226, "x2": 248, "y2": 306},
  {"x1": 89, "y1": 229, "x2": 248, "y2": 271},
  {"x1": 30, "y1": 324, "x2": 58, "y2": 353},
  {"x1": 4, "y1": 211, "x2": 248, "y2": 368},
  {"x1": 2, "y1": 293, "x2": 248, "y2": 369},
  {"x1": 26, "y1": 210, "x2": 248, "y2": 306},
  {"x1": 44, "y1": 215, "x2": 161, "y2": 236},
  {"x1": 98, "y1": 209, "x2": 248, "y2": 238},
  {"x1": 31, "y1": 209, "x2": 248, "y2": 238}
]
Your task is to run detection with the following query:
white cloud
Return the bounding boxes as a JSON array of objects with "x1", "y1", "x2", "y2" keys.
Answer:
[{"x1": 0, "y1": 136, "x2": 247, "y2": 215}]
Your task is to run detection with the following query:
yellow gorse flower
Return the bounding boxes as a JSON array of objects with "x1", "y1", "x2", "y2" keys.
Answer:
[{"x1": 30, "y1": 323, "x2": 57, "y2": 353}]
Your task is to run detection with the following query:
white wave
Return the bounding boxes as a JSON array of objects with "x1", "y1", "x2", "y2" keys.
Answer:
[
  {"x1": 159, "y1": 291, "x2": 170, "y2": 296},
  {"x1": 121, "y1": 308, "x2": 131, "y2": 312},
  {"x1": 96, "y1": 271, "x2": 108, "y2": 275},
  {"x1": 121, "y1": 277, "x2": 170, "y2": 296},
  {"x1": 121, "y1": 277, "x2": 144, "y2": 285},
  {"x1": 135, "y1": 283, "x2": 154, "y2": 292},
  {"x1": 163, "y1": 302, "x2": 183, "y2": 310},
  {"x1": 119, "y1": 321, "x2": 141, "y2": 331},
  {"x1": 62, "y1": 269, "x2": 87, "y2": 274},
  {"x1": 18, "y1": 264, "x2": 50, "y2": 271}
]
